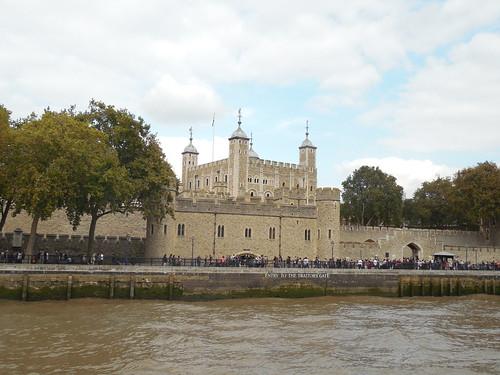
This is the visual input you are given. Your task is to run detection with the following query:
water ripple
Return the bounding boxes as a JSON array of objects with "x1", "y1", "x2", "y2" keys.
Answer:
[{"x1": 0, "y1": 296, "x2": 499, "y2": 375}]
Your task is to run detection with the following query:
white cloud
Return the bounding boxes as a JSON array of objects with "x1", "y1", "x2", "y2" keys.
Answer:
[
  {"x1": 142, "y1": 75, "x2": 224, "y2": 126},
  {"x1": 2, "y1": 1, "x2": 500, "y2": 117},
  {"x1": 159, "y1": 136, "x2": 228, "y2": 178},
  {"x1": 362, "y1": 33, "x2": 500, "y2": 152},
  {"x1": 337, "y1": 157, "x2": 455, "y2": 196}
]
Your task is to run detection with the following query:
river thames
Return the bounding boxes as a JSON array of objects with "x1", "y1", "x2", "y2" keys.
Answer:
[{"x1": 1, "y1": 296, "x2": 499, "y2": 374}]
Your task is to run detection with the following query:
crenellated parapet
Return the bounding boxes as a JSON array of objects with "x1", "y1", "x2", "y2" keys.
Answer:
[
  {"x1": 174, "y1": 196, "x2": 317, "y2": 218},
  {"x1": 315, "y1": 187, "x2": 341, "y2": 201}
]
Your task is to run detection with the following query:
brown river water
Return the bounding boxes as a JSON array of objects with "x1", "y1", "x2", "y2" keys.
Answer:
[{"x1": 0, "y1": 296, "x2": 499, "y2": 375}]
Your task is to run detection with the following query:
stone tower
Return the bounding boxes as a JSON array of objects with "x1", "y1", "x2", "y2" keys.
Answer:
[
  {"x1": 145, "y1": 186, "x2": 177, "y2": 258},
  {"x1": 299, "y1": 122, "x2": 317, "y2": 203},
  {"x1": 228, "y1": 109, "x2": 250, "y2": 198},
  {"x1": 315, "y1": 187, "x2": 341, "y2": 259},
  {"x1": 181, "y1": 127, "x2": 198, "y2": 192}
]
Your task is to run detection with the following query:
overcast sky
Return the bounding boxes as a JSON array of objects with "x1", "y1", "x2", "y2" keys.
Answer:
[{"x1": 1, "y1": 0, "x2": 499, "y2": 195}]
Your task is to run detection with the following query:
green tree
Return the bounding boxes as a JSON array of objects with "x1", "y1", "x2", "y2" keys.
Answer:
[
  {"x1": 0, "y1": 105, "x2": 14, "y2": 232},
  {"x1": 61, "y1": 116, "x2": 131, "y2": 255},
  {"x1": 12, "y1": 109, "x2": 112, "y2": 255},
  {"x1": 75, "y1": 100, "x2": 176, "y2": 252},
  {"x1": 410, "y1": 177, "x2": 455, "y2": 228},
  {"x1": 341, "y1": 166, "x2": 403, "y2": 226},
  {"x1": 452, "y1": 161, "x2": 500, "y2": 230},
  {"x1": 402, "y1": 198, "x2": 418, "y2": 226}
]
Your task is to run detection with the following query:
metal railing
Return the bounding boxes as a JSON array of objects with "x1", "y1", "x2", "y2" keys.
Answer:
[{"x1": 0, "y1": 253, "x2": 499, "y2": 271}]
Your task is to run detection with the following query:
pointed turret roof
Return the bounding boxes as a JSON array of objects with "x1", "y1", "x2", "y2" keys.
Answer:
[
  {"x1": 299, "y1": 121, "x2": 316, "y2": 149},
  {"x1": 249, "y1": 132, "x2": 259, "y2": 159},
  {"x1": 229, "y1": 108, "x2": 249, "y2": 140},
  {"x1": 182, "y1": 127, "x2": 199, "y2": 154}
]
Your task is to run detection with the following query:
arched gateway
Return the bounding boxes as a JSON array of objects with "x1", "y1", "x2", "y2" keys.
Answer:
[{"x1": 403, "y1": 242, "x2": 422, "y2": 260}]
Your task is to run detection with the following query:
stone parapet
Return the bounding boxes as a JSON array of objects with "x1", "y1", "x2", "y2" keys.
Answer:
[
  {"x1": 316, "y1": 187, "x2": 341, "y2": 201},
  {"x1": 175, "y1": 197, "x2": 317, "y2": 218}
]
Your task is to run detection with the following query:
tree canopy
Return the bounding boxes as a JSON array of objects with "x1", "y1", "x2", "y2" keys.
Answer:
[
  {"x1": 408, "y1": 177, "x2": 455, "y2": 227},
  {"x1": 11, "y1": 110, "x2": 106, "y2": 254},
  {"x1": 452, "y1": 162, "x2": 500, "y2": 228},
  {"x1": 403, "y1": 162, "x2": 499, "y2": 230},
  {"x1": 71, "y1": 100, "x2": 176, "y2": 253},
  {"x1": 1, "y1": 101, "x2": 176, "y2": 255},
  {"x1": 341, "y1": 166, "x2": 404, "y2": 226},
  {"x1": 0, "y1": 105, "x2": 14, "y2": 232}
]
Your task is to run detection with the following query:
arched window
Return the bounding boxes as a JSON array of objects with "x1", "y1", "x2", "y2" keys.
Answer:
[
  {"x1": 304, "y1": 229, "x2": 311, "y2": 241},
  {"x1": 250, "y1": 191, "x2": 254, "y2": 197},
  {"x1": 245, "y1": 228, "x2": 252, "y2": 238},
  {"x1": 177, "y1": 224, "x2": 185, "y2": 237}
]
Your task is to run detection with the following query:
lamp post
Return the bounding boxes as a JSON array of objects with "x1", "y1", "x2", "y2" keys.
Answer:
[
  {"x1": 126, "y1": 234, "x2": 131, "y2": 265},
  {"x1": 191, "y1": 237, "x2": 195, "y2": 266}
]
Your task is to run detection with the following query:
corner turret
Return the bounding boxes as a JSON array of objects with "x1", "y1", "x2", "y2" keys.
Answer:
[
  {"x1": 228, "y1": 108, "x2": 250, "y2": 197},
  {"x1": 182, "y1": 127, "x2": 199, "y2": 191}
]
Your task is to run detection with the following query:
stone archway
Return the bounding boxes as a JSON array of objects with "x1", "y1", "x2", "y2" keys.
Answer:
[{"x1": 402, "y1": 242, "x2": 422, "y2": 260}]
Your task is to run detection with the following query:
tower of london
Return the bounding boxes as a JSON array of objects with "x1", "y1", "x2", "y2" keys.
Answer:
[{"x1": 145, "y1": 111, "x2": 341, "y2": 260}]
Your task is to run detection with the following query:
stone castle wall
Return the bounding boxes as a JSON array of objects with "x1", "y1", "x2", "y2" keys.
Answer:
[
  {"x1": 183, "y1": 156, "x2": 316, "y2": 199},
  {"x1": 145, "y1": 197, "x2": 321, "y2": 259},
  {"x1": 2, "y1": 203, "x2": 497, "y2": 262},
  {"x1": 0, "y1": 232, "x2": 145, "y2": 257},
  {"x1": 3, "y1": 210, "x2": 146, "y2": 238},
  {"x1": 335, "y1": 225, "x2": 496, "y2": 261}
]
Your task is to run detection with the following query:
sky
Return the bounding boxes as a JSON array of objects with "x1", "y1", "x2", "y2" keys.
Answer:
[{"x1": 1, "y1": 0, "x2": 499, "y2": 196}]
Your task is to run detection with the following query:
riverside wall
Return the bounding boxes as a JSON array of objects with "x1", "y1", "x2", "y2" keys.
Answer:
[{"x1": 0, "y1": 265, "x2": 498, "y2": 301}]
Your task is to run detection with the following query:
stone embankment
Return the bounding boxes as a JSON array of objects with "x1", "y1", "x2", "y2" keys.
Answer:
[{"x1": 0, "y1": 265, "x2": 498, "y2": 301}]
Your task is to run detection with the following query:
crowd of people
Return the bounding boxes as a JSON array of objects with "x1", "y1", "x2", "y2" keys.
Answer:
[
  {"x1": 0, "y1": 250, "x2": 106, "y2": 265},
  {"x1": 160, "y1": 254, "x2": 500, "y2": 271},
  {"x1": 1, "y1": 249, "x2": 499, "y2": 271}
]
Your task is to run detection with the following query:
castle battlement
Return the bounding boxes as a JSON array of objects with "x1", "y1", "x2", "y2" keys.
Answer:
[
  {"x1": 315, "y1": 187, "x2": 341, "y2": 201},
  {"x1": 340, "y1": 225, "x2": 481, "y2": 237},
  {"x1": 248, "y1": 158, "x2": 303, "y2": 169},
  {"x1": 189, "y1": 158, "x2": 228, "y2": 171},
  {"x1": 175, "y1": 196, "x2": 317, "y2": 218}
]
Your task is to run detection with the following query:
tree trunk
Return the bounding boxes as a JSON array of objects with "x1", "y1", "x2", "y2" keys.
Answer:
[
  {"x1": 26, "y1": 214, "x2": 40, "y2": 256},
  {"x1": 87, "y1": 213, "x2": 98, "y2": 256},
  {"x1": 0, "y1": 198, "x2": 12, "y2": 232}
]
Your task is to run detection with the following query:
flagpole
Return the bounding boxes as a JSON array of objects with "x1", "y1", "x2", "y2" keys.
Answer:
[{"x1": 211, "y1": 112, "x2": 215, "y2": 162}]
